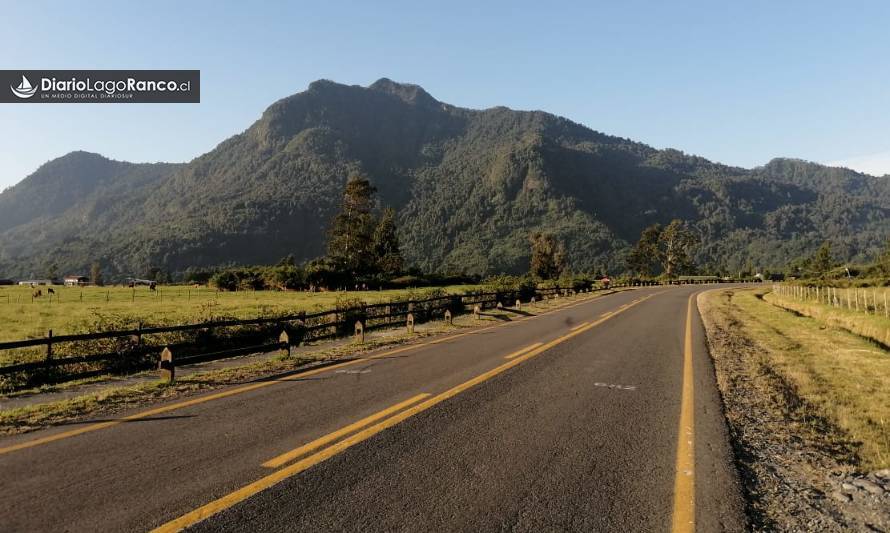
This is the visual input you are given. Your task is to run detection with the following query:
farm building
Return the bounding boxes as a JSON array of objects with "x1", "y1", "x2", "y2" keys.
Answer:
[
  {"x1": 63, "y1": 275, "x2": 90, "y2": 287},
  {"x1": 17, "y1": 279, "x2": 55, "y2": 286}
]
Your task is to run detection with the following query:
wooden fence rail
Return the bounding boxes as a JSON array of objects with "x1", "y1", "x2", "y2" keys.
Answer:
[{"x1": 0, "y1": 286, "x2": 598, "y2": 383}]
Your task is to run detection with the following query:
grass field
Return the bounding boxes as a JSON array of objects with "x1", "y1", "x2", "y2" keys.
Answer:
[
  {"x1": 0, "y1": 284, "x2": 479, "y2": 343},
  {"x1": 702, "y1": 288, "x2": 890, "y2": 470}
]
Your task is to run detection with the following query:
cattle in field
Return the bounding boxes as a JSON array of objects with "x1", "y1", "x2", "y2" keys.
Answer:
[
  {"x1": 47, "y1": 288, "x2": 55, "y2": 295},
  {"x1": 32, "y1": 289, "x2": 42, "y2": 298}
]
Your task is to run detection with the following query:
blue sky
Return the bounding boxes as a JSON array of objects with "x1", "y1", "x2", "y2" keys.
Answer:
[{"x1": 2, "y1": 1, "x2": 889, "y2": 190}]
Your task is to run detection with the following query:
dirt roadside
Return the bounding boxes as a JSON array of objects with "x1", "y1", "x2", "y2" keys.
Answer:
[{"x1": 698, "y1": 288, "x2": 889, "y2": 532}]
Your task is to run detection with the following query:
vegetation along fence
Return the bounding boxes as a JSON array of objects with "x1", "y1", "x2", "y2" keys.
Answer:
[{"x1": 0, "y1": 285, "x2": 622, "y2": 391}]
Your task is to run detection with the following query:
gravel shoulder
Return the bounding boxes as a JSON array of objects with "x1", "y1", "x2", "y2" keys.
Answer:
[{"x1": 698, "y1": 288, "x2": 890, "y2": 532}]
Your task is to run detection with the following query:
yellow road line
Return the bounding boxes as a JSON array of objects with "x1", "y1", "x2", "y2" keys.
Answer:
[
  {"x1": 671, "y1": 294, "x2": 696, "y2": 533},
  {"x1": 503, "y1": 342, "x2": 543, "y2": 360},
  {"x1": 261, "y1": 393, "x2": 430, "y2": 469},
  {"x1": 570, "y1": 321, "x2": 590, "y2": 331},
  {"x1": 0, "y1": 288, "x2": 633, "y2": 456},
  {"x1": 152, "y1": 292, "x2": 659, "y2": 533}
]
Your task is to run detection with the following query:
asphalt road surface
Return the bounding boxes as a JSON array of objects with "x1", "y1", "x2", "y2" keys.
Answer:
[{"x1": 0, "y1": 286, "x2": 746, "y2": 532}]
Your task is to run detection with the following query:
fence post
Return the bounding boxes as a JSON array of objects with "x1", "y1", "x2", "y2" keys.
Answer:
[
  {"x1": 133, "y1": 321, "x2": 143, "y2": 347},
  {"x1": 46, "y1": 329, "x2": 53, "y2": 363},
  {"x1": 406, "y1": 313, "x2": 415, "y2": 334},
  {"x1": 354, "y1": 320, "x2": 365, "y2": 343},
  {"x1": 159, "y1": 347, "x2": 174, "y2": 383},
  {"x1": 444, "y1": 309, "x2": 453, "y2": 326}
]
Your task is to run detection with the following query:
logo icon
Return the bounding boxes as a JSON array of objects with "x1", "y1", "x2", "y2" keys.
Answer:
[{"x1": 11, "y1": 75, "x2": 37, "y2": 99}]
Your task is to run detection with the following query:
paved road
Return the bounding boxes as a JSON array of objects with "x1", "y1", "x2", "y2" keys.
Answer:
[{"x1": 0, "y1": 286, "x2": 746, "y2": 532}]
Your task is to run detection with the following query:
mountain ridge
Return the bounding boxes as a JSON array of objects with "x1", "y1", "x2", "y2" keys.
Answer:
[{"x1": 1, "y1": 78, "x2": 887, "y2": 280}]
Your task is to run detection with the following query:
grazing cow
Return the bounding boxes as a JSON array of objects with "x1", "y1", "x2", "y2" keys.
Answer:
[
  {"x1": 46, "y1": 288, "x2": 55, "y2": 295},
  {"x1": 32, "y1": 289, "x2": 42, "y2": 298},
  {"x1": 149, "y1": 282, "x2": 157, "y2": 291}
]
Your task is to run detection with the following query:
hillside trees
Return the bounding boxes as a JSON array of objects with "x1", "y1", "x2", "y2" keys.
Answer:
[
  {"x1": 372, "y1": 208, "x2": 404, "y2": 276},
  {"x1": 808, "y1": 241, "x2": 836, "y2": 278},
  {"x1": 626, "y1": 224, "x2": 662, "y2": 277}
]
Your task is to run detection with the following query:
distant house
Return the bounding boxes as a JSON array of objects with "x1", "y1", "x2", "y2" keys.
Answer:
[{"x1": 64, "y1": 275, "x2": 90, "y2": 287}]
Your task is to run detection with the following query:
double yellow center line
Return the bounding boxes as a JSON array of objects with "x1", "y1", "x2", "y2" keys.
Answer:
[{"x1": 152, "y1": 292, "x2": 658, "y2": 532}]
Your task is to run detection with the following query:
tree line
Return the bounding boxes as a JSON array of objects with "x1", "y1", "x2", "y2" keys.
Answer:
[{"x1": 186, "y1": 174, "x2": 623, "y2": 292}]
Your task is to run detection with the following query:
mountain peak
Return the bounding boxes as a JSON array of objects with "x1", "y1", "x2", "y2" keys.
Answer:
[{"x1": 369, "y1": 78, "x2": 438, "y2": 107}]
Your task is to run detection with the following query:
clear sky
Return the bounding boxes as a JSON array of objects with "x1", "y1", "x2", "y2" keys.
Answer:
[{"x1": 2, "y1": 1, "x2": 889, "y2": 190}]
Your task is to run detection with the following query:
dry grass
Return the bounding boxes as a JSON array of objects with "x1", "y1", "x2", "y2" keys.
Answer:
[
  {"x1": 702, "y1": 288, "x2": 890, "y2": 469},
  {"x1": 767, "y1": 290, "x2": 890, "y2": 348}
]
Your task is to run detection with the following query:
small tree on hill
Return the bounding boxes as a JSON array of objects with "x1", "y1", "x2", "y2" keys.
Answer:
[
  {"x1": 809, "y1": 241, "x2": 835, "y2": 277},
  {"x1": 327, "y1": 175, "x2": 377, "y2": 276},
  {"x1": 529, "y1": 232, "x2": 566, "y2": 280},
  {"x1": 877, "y1": 238, "x2": 890, "y2": 275}
]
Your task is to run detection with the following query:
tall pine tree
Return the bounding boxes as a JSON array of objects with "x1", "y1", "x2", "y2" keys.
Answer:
[
  {"x1": 529, "y1": 232, "x2": 565, "y2": 280},
  {"x1": 327, "y1": 176, "x2": 377, "y2": 276}
]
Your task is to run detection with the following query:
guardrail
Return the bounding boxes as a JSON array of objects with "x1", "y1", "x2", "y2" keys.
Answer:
[{"x1": 0, "y1": 285, "x2": 612, "y2": 389}]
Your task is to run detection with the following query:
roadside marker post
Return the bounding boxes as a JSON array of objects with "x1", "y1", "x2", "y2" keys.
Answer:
[
  {"x1": 354, "y1": 321, "x2": 365, "y2": 344},
  {"x1": 279, "y1": 330, "x2": 291, "y2": 357},
  {"x1": 406, "y1": 313, "x2": 415, "y2": 334},
  {"x1": 515, "y1": 299, "x2": 521, "y2": 311},
  {"x1": 473, "y1": 305, "x2": 481, "y2": 320},
  {"x1": 444, "y1": 310, "x2": 453, "y2": 326},
  {"x1": 159, "y1": 347, "x2": 174, "y2": 383}
]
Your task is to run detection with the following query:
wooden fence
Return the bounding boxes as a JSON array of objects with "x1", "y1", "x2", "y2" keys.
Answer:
[
  {"x1": 772, "y1": 283, "x2": 890, "y2": 318},
  {"x1": 0, "y1": 286, "x2": 611, "y2": 388}
]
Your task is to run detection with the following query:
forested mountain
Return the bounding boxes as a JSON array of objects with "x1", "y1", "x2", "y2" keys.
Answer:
[{"x1": 1, "y1": 78, "x2": 888, "y2": 280}]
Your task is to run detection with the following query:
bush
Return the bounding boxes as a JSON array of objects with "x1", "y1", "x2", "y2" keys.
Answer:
[{"x1": 211, "y1": 271, "x2": 238, "y2": 291}]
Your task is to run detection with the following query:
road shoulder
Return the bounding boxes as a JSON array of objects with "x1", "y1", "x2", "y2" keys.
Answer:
[{"x1": 698, "y1": 288, "x2": 890, "y2": 531}]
